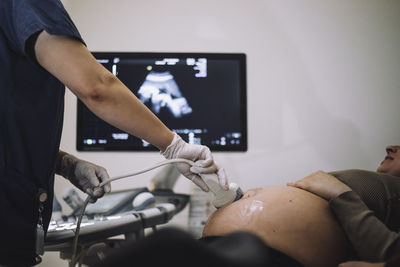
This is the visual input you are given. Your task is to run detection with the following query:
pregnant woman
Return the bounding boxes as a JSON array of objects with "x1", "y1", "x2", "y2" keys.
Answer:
[
  {"x1": 204, "y1": 184, "x2": 352, "y2": 267},
  {"x1": 204, "y1": 145, "x2": 400, "y2": 267},
  {"x1": 94, "y1": 145, "x2": 400, "y2": 267}
]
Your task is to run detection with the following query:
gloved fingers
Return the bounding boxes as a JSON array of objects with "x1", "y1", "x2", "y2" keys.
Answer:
[
  {"x1": 196, "y1": 146, "x2": 214, "y2": 167},
  {"x1": 95, "y1": 167, "x2": 111, "y2": 193},
  {"x1": 85, "y1": 188, "x2": 97, "y2": 203},
  {"x1": 217, "y1": 167, "x2": 229, "y2": 190},
  {"x1": 190, "y1": 165, "x2": 229, "y2": 190},
  {"x1": 84, "y1": 169, "x2": 105, "y2": 198},
  {"x1": 174, "y1": 163, "x2": 208, "y2": 191},
  {"x1": 93, "y1": 186, "x2": 105, "y2": 198},
  {"x1": 187, "y1": 173, "x2": 210, "y2": 192},
  {"x1": 190, "y1": 163, "x2": 217, "y2": 174},
  {"x1": 190, "y1": 147, "x2": 217, "y2": 173}
]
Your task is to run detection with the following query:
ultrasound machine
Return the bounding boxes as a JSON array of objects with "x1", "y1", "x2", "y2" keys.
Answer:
[
  {"x1": 45, "y1": 52, "x2": 247, "y2": 266},
  {"x1": 46, "y1": 187, "x2": 189, "y2": 265}
]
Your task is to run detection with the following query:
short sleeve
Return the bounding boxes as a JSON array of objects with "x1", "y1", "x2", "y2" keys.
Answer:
[{"x1": 1, "y1": 0, "x2": 85, "y2": 57}]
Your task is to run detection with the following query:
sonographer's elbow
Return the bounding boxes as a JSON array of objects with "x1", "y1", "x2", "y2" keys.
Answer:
[{"x1": 80, "y1": 71, "x2": 118, "y2": 104}]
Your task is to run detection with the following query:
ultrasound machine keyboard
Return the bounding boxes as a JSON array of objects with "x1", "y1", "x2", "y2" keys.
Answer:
[{"x1": 45, "y1": 188, "x2": 188, "y2": 254}]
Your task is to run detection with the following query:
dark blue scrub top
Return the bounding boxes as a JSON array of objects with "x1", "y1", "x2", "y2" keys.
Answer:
[{"x1": 0, "y1": 0, "x2": 84, "y2": 265}]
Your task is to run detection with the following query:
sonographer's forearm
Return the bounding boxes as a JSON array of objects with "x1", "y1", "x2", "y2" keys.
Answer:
[
  {"x1": 34, "y1": 31, "x2": 174, "y2": 151},
  {"x1": 81, "y1": 76, "x2": 174, "y2": 151}
]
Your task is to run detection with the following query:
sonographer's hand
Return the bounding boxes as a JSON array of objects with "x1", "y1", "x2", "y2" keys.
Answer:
[
  {"x1": 59, "y1": 154, "x2": 111, "y2": 202},
  {"x1": 162, "y1": 133, "x2": 228, "y2": 191}
]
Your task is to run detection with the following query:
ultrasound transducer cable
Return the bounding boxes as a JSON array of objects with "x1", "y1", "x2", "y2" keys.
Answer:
[{"x1": 69, "y1": 158, "x2": 243, "y2": 267}]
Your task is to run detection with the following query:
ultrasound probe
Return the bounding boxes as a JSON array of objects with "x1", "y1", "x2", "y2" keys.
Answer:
[
  {"x1": 69, "y1": 159, "x2": 243, "y2": 267},
  {"x1": 199, "y1": 173, "x2": 243, "y2": 208}
]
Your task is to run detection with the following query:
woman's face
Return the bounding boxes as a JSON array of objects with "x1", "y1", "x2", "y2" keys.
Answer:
[{"x1": 377, "y1": 145, "x2": 400, "y2": 177}]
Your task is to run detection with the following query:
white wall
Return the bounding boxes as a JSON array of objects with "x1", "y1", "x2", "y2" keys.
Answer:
[{"x1": 43, "y1": 0, "x2": 400, "y2": 265}]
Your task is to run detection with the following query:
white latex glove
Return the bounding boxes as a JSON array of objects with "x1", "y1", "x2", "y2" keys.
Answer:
[
  {"x1": 162, "y1": 133, "x2": 228, "y2": 191},
  {"x1": 59, "y1": 154, "x2": 111, "y2": 202}
]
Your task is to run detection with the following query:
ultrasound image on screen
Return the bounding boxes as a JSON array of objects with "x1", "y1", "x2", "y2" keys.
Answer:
[
  {"x1": 138, "y1": 70, "x2": 193, "y2": 118},
  {"x1": 77, "y1": 53, "x2": 247, "y2": 151}
]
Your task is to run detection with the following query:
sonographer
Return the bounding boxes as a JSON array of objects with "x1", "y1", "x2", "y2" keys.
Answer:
[{"x1": 0, "y1": 0, "x2": 228, "y2": 266}]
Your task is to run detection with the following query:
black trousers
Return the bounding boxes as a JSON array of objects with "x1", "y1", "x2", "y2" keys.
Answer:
[{"x1": 92, "y1": 227, "x2": 303, "y2": 267}]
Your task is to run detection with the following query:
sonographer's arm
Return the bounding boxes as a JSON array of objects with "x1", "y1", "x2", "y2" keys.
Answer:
[
  {"x1": 34, "y1": 31, "x2": 174, "y2": 151},
  {"x1": 34, "y1": 30, "x2": 227, "y2": 191}
]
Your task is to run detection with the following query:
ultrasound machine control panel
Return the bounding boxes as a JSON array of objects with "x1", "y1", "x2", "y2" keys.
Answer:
[{"x1": 45, "y1": 188, "x2": 189, "y2": 265}]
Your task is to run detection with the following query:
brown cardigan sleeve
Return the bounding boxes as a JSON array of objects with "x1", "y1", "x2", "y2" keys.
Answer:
[{"x1": 329, "y1": 191, "x2": 400, "y2": 262}]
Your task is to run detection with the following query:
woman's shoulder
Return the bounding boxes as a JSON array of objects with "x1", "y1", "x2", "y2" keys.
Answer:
[
  {"x1": 330, "y1": 169, "x2": 400, "y2": 198},
  {"x1": 329, "y1": 169, "x2": 378, "y2": 181},
  {"x1": 330, "y1": 169, "x2": 399, "y2": 180}
]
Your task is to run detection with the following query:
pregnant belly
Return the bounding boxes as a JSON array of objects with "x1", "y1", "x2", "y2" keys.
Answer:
[{"x1": 202, "y1": 186, "x2": 353, "y2": 267}]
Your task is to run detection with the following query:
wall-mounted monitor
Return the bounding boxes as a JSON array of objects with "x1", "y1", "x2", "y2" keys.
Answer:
[{"x1": 77, "y1": 52, "x2": 247, "y2": 151}]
